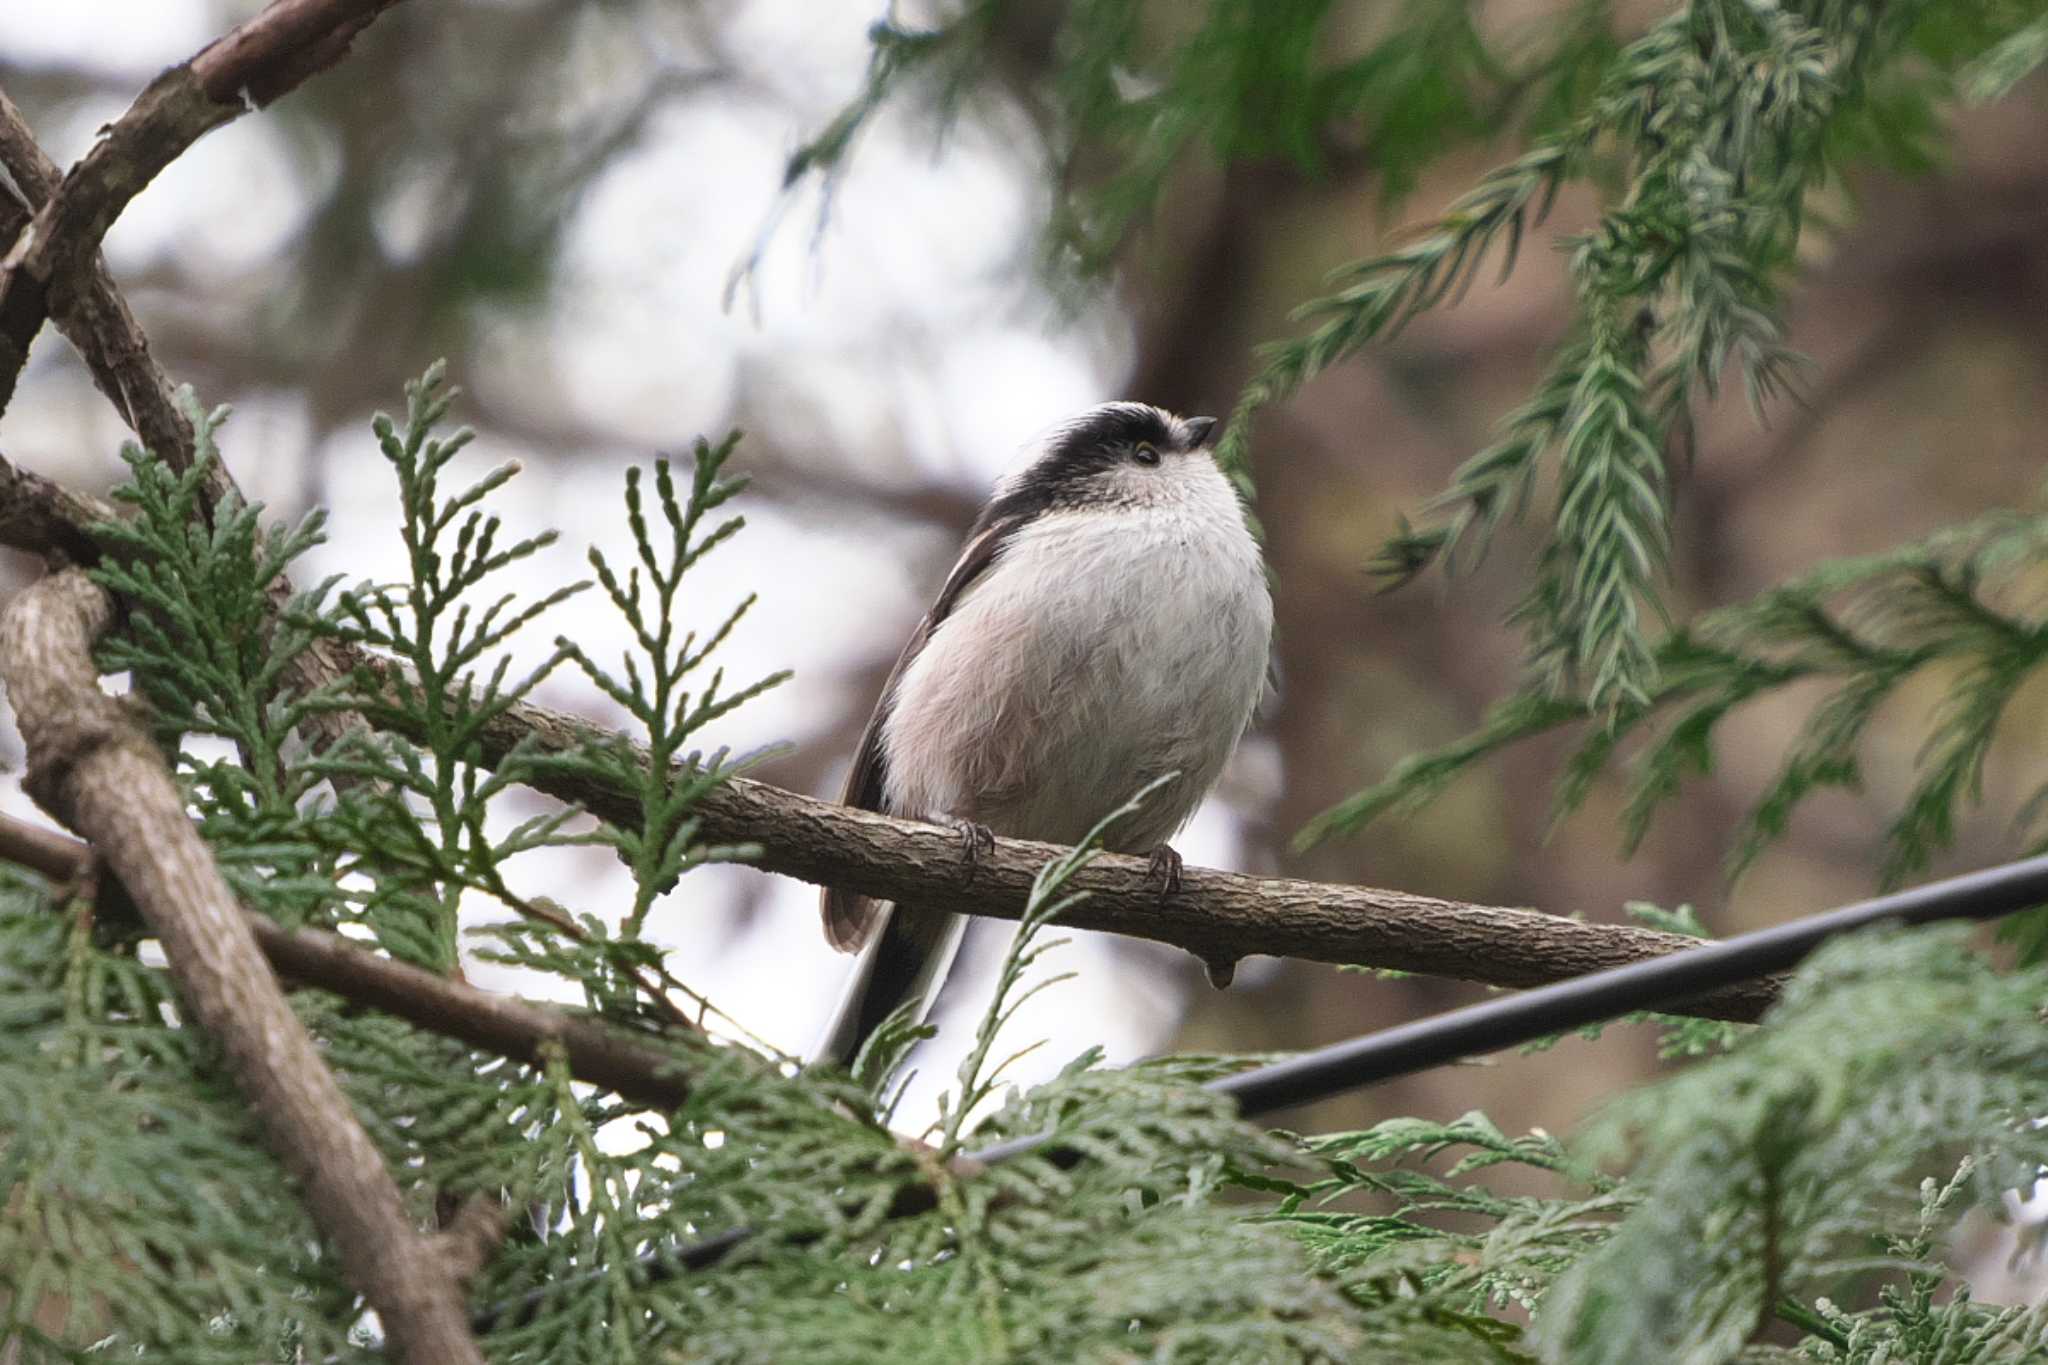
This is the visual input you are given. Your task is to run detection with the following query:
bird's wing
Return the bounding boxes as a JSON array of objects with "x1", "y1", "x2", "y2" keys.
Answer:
[{"x1": 822, "y1": 513, "x2": 1021, "y2": 950}]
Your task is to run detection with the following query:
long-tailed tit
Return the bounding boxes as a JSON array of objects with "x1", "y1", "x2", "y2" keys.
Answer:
[{"x1": 812, "y1": 402, "x2": 1273, "y2": 1067}]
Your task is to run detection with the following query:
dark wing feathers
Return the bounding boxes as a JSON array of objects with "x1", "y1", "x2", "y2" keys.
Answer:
[{"x1": 821, "y1": 516, "x2": 1020, "y2": 951}]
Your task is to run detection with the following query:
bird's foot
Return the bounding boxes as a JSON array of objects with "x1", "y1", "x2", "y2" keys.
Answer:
[
  {"x1": 1144, "y1": 843, "x2": 1184, "y2": 904},
  {"x1": 937, "y1": 814, "x2": 997, "y2": 885}
]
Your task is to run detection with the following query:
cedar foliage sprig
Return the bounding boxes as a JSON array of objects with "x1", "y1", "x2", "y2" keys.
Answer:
[
  {"x1": 1299, "y1": 505, "x2": 2048, "y2": 905},
  {"x1": 13, "y1": 369, "x2": 1392, "y2": 1361},
  {"x1": 89, "y1": 393, "x2": 355, "y2": 925},
  {"x1": 11, "y1": 0, "x2": 2048, "y2": 1355},
  {"x1": 477, "y1": 779, "x2": 1372, "y2": 1365},
  {"x1": 315, "y1": 361, "x2": 590, "y2": 975},
  {"x1": 14, "y1": 363, "x2": 2048, "y2": 1362},
  {"x1": 1258, "y1": 927, "x2": 2048, "y2": 1363},
  {"x1": 548, "y1": 439, "x2": 788, "y2": 940}
]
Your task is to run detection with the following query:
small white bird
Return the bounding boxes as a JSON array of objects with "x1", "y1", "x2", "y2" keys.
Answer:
[{"x1": 812, "y1": 402, "x2": 1274, "y2": 1068}]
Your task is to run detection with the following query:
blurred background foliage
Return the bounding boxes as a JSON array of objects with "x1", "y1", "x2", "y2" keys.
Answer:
[{"x1": 8, "y1": 0, "x2": 2048, "y2": 1298}]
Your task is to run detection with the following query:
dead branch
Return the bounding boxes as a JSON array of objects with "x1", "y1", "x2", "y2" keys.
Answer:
[
  {"x1": 0, "y1": 1, "x2": 407, "y2": 412},
  {"x1": 0, "y1": 571, "x2": 484, "y2": 1364},
  {"x1": 0, "y1": 6, "x2": 408, "y2": 758}
]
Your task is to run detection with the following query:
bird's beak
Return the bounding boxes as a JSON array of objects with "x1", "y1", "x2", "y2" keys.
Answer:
[{"x1": 1184, "y1": 415, "x2": 1218, "y2": 449}]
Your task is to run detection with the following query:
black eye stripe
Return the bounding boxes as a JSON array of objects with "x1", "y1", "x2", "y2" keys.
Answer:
[{"x1": 983, "y1": 404, "x2": 1181, "y2": 524}]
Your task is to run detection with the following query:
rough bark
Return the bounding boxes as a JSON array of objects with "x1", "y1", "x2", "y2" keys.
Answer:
[
  {"x1": 0, "y1": 570, "x2": 485, "y2": 1365},
  {"x1": 483, "y1": 690, "x2": 1779, "y2": 1023}
]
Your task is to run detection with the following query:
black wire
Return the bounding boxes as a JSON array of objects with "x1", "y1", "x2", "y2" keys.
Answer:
[
  {"x1": 989, "y1": 849, "x2": 2048, "y2": 1145},
  {"x1": 473, "y1": 851, "x2": 2048, "y2": 1331}
]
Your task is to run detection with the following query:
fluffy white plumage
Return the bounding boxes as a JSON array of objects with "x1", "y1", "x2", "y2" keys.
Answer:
[
  {"x1": 879, "y1": 430, "x2": 1270, "y2": 851},
  {"x1": 812, "y1": 402, "x2": 1271, "y2": 1067}
]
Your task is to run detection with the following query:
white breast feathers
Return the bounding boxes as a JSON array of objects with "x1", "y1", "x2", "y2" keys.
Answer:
[{"x1": 881, "y1": 455, "x2": 1272, "y2": 852}]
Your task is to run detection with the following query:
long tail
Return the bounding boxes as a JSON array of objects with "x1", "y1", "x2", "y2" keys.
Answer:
[{"x1": 810, "y1": 904, "x2": 968, "y2": 1069}]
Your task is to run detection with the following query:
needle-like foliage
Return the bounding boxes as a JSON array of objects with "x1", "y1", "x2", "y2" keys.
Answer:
[
  {"x1": 0, "y1": 884, "x2": 363, "y2": 1361},
  {"x1": 526, "y1": 785, "x2": 1376, "y2": 1365},
  {"x1": 314, "y1": 362, "x2": 591, "y2": 975},
  {"x1": 4, "y1": 371, "x2": 1395, "y2": 1360},
  {"x1": 13, "y1": 0, "x2": 2048, "y2": 1357},
  {"x1": 1252, "y1": 927, "x2": 2048, "y2": 1364},
  {"x1": 1540, "y1": 926, "x2": 2048, "y2": 1363},
  {"x1": 1300, "y1": 504, "x2": 2048, "y2": 922}
]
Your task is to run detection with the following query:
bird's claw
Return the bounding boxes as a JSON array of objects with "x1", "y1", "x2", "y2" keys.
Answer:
[
  {"x1": 1145, "y1": 844, "x2": 1184, "y2": 904},
  {"x1": 939, "y1": 815, "x2": 997, "y2": 885}
]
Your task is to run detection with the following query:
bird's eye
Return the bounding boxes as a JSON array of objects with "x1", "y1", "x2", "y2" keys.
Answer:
[{"x1": 1133, "y1": 442, "x2": 1160, "y2": 467}]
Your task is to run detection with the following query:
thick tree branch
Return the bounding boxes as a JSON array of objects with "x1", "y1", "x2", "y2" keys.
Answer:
[
  {"x1": 0, "y1": 570, "x2": 484, "y2": 1365},
  {"x1": 472, "y1": 690, "x2": 1779, "y2": 1022}
]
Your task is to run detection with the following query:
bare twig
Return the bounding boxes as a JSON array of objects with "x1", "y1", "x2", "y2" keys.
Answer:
[
  {"x1": 0, "y1": 11, "x2": 404, "y2": 762},
  {"x1": 0, "y1": 570, "x2": 484, "y2": 1365},
  {"x1": 0, "y1": 809, "x2": 87, "y2": 881},
  {"x1": 0, "y1": 85, "x2": 59, "y2": 204},
  {"x1": 0, "y1": 444, "x2": 114, "y2": 565},
  {"x1": 0, "y1": 84, "x2": 174, "y2": 442},
  {"x1": 0, "y1": 810, "x2": 699, "y2": 1110},
  {"x1": 0, "y1": 0, "x2": 407, "y2": 412},
  {"x1": 190, "y1": 0, "x2": 404, "y2": 108}
]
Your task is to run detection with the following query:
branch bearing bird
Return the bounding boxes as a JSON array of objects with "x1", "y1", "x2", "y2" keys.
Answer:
[{"x1": 813, "y1": 402, "x2": 1274, "y2": 1067}]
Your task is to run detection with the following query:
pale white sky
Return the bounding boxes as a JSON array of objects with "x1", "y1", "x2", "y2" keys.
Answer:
[{"x1": 0, "y1": 0, "x2": 1272, "y2": 1130}]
